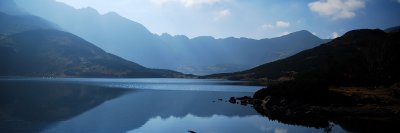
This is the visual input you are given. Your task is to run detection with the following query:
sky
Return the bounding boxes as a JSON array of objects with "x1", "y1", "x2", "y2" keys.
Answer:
[{"x1": 55, "y1": 0, "x2": 400, "y2": 39}]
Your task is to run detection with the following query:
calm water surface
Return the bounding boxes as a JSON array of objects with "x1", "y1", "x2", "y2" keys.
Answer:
[{"x1": 0, "y1": 77, "x2": 347, "y2": 133}]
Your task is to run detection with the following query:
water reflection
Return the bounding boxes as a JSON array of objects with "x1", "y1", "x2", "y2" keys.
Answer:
[
  {"x1": 42, "y1": 90, "x2": 260, "y2": 133},
  {"x1": 0, "y1": 80, "x2": 129, "y2": 133},
  {"x1": 42, "y1": 90, "x2": 345, "y2": 133},
  {"x1": 128, "y1": 114, "x2": 330, "y2": 133},
  {"x1": 0, "y1": 78, "x2": 347, "y2": 133}
]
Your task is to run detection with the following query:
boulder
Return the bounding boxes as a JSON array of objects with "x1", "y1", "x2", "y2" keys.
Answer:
[{"x1": 229, "y1": 97, "x2": 236, "y2": 103}]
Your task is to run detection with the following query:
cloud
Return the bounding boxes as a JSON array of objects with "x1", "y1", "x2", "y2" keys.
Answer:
[
  {"x1": 330, "y1": 32, "x2": 339, "y2": 38},
  {"x1": 279, "y1": 31, "x2": 291, "y2": 36},
  {"x1": 151, "y1": 0, "x2": 172, "y2": 6},
  {"x1": 308, "y1": 0, "x2": 365, "y2": 19},
  {"x1": 262, "y1": 21, "x2": 290, "y2": 30},
  {"x1": 151, "y1": 0, "x2": 220, "y2": 7},
  {"x1": 261, "y1": 24, "x2": 274, "y2": 29},
  {"x1": 312, "y1": 32, "x2": 317, "y2": 35},
  {"x1": 214, "y1": 9, "x2": 231, "y2": 20},
  {"x1": 398, "y1": 0, "x2": 400, "y2": 3},
  {"x1": 181, "y1": 0, "x2": 220, "y2": 7},
  {"x1": 276, "y1": 21, "x2": 290, "y2": 28},
  {"x1": 219, "y1": 9, "x2": 231, "y2": 16}
]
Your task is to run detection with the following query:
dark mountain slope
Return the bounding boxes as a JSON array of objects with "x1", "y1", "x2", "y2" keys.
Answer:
[
  {"x1": 385, "y1": 26, "x2": 400, "y2": 33},
  {"x1": 236, "y1": 29, "x2": 400, "y2": 133},
  {"x1": 0, "y1": 12, "x2": 57, "y2": 35},
  {"x1": 0, "y1": 29, "x2": 183, "y2": 77},
  {"x1": 206, "y1": 29, "x2": 400, "y2": 86}
]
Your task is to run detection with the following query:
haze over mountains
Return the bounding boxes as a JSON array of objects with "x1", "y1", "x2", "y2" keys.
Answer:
[
  {"x1": 14, "y1": 0, "x2": 328, "y2": 75},
  {"x1": 0, "y1": 0, "x2": 57, "y2": 35},
  {"x1": 0, "y1": 1, "x2": 183, "y2": 78}
]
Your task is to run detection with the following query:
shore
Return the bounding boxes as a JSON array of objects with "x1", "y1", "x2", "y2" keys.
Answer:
[{"x1": 228, "y1": 85, "x2": 400, "y2": 132}]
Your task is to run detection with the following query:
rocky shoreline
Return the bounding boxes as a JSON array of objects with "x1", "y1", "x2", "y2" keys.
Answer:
[{"x1": 225, "y1": 85, "x2": 400, "y2": 132}]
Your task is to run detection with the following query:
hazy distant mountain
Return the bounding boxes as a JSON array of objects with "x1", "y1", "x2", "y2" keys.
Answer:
[
  {"x1": 0, "y1": 0, "x2": 57, "y2": 34},
  {"x1": 14, "y1": 0, "x2": 170, "y2": 70},
  {"x1": 158, "y1": 30, "x2": 327, "y2": 75},
  {"x1": 205, "y1": 29, "x2": 400, "y2": 86},
  {"x1": 0, "y1": 4, "x2": 184, "y2": 78},
  {"x1": 0, "y1": 29, "x2": 184, "y2": 77},
  {"x1": 15, "y1": 0, "x2": 328, "y2": 75}
]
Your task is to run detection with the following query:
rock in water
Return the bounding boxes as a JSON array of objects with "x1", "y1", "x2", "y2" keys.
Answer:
[{"x1": 229, "y1": 97, "x2": 236, "y2": 103}]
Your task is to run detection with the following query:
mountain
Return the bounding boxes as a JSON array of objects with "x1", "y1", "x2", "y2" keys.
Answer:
[
  {"x1": 385, "y1": 26, "x2": 400, "y2": 33},
  {"x1": 0, "y1": 0, "x2": 57, "y2": 35},
  {"x1": 15, "y1": 0, "x2": 328, "y2": 75},
  {"x1": 0, "y1": 1, "x2": 184, "y2": 78},
  {"x1": 0, "y1": 81, "x2": 129, "y2": 133},
  {"x1": 205, "y1": 29, "x2": 400, "y2": 86},
  {"x1": 159, "y1": 30, "x2": 327, "y2": 74},
  {"x1": 0, "y1": 12, "x2": 58, "y2": 35},
  {"x1": 0, "y1": 0, "x2": 25, "y2": 15},
  {"x1": 14, "y1": 0, "x2": 171, "y2": 70},
  {"x1": 0, "y1": 29, "x2": 184, "y2": 77},
  {"x1": 238, "y1": 29, "x2": 400, "y2": 133}
]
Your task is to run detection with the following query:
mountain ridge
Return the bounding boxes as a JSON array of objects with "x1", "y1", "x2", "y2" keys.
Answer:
[
  {"x1": 203, "y1": 28, "x2": 400, "y2": 86},
  {"x1": 0, "y1": 5, "x2": 186, "y2": 78},
  {"x1": 0, "y1": 29, "x2": 185, "y2": 77},
  {"x1": 0, "y1": 0, "x2": 59, "y2": 34},
  {"x1": 15, "y1": 0, "x2": 328, "y2": 75},
  {"x1": 244, "y1": 28, "x2": 400, "y2": 133}
]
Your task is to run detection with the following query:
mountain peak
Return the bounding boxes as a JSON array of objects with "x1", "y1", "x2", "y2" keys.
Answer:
[
  {"x1": 192, "y1": 36, "x2": 215, "y2": 40},
  {"x1": 160, "y1": 33, "x2": 173, "y2": 38},
  {"x1": 273, "y1": 30, "x2": 320, "y2": 42},
  {"x1": 78, "y1": 7, "x2": 99, "y2": 15},
  {"x1": 286, "y1": 30, "x2": 316, "y2": 38}
]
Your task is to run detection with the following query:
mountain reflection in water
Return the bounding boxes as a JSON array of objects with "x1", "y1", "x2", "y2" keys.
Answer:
[
  {"x1": 0, "y1": 80, "x2": 129, "y2": 132},
  {"x1": 0, "y1": 78, "x2": 347, "y2": 133}
]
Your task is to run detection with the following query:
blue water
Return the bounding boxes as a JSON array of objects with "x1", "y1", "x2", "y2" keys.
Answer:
[
  {"x1": 0, "y1": 78, "x2": 347, "y2": 133},
  {"x1": 0, "y1": 77, "x2": 260, "y2": 92}
]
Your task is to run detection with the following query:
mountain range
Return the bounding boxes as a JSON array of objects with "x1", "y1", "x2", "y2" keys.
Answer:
[
  {"x1": 205, "y1": 29, "x2": 400, "y2": 86},
  {"x1": 0, "y1": 2, "x2": 184, "y2": 78},
  {"x1": 14, "y1": 0, "x2": 328, "y2": 75},
  {"x1": 0, "y1": 0, "x2": 57, "y2": 35},
  {"x1": 5, "y1": 0, "x2": 396, "y2": 80},
  {"x1": 0, "y1": 29, "x2": 183, "y2": 77}
]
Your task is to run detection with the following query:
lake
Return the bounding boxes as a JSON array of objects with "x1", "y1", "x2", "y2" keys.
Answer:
[{"x1": 0, "y1": 77, "x2": 347, "y2": 133}]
